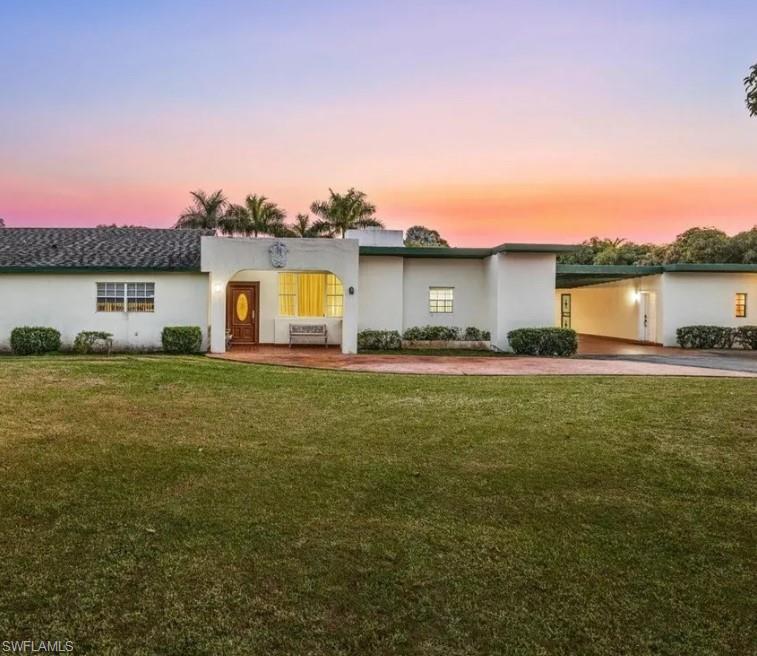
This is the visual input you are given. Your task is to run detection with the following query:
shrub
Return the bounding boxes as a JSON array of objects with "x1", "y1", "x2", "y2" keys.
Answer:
[
  {"x1": 507, "y1": 327, "x2": 578, "y2": 357},
  {"x1": 161, "y1": 326, "x2": 203, "y2": 354},
  {"x1": 10, "y1": 326, "x2": 61, "y2": 355},
  {"x1": 403, "y1": 325, "x2": 460, "y2": 341},
  {"x1": 462, "y1": 326, "x2": 491, "y2": 341},
  {"x1": 735, "y1": 325, "x2": 757, "y2": 350},
  {"x1": 676, "y1": 325, "x2": 736, "y2": 349},
  {"x1": 73, "y1": 331, "x2": 113, "y2": 354},
  {"x1": 357, "y1": 330, "x2": 402, "y2": 351}
]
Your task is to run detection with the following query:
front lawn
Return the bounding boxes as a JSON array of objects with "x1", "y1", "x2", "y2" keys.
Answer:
[{"x1": 0, "y1": 356, "x2": 754, "y2": 655}]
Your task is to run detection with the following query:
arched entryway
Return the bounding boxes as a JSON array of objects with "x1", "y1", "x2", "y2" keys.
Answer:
[{"x1": 201, "y1": 236, "x2": 359, "y2": 354}]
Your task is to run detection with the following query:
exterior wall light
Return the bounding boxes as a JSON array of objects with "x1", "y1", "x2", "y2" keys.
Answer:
[
  {"x1": 348, "y1": 286, "x2": 355, "y2": 295},
  {"x1": 213, "y1": 282, "x2": 224, "y2": 294}
]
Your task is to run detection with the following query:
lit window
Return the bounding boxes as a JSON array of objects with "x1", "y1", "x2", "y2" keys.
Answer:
[
  {"x1": 96, "y1": 283, "x2": 124, "y2": 312},
  {"x1": 429, "y1": 287, "x2": 454, "y2": 313},
  {"x1": 326, "y1": 274, "x2": 344, "y2": 318},
  {"x1": 96, "y1": 282, "x2": 154, "y2": 312},
  {"x1": 278, "y1": 272, "x2": 343, "y2": 318},
  {"x1": 278, "y1": 273, "x2": 297, "y2": 316},
  {"x1": 735, "y1": 293, "x2": 747, "y2": 318},
  {"x1": 126, "y1": 283, "x2": 155, "y2": 312}
]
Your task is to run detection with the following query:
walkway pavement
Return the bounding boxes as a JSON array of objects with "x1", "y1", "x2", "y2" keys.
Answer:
[{"x1": 210, "y1": 344, "x2": 756, "y2": 377}]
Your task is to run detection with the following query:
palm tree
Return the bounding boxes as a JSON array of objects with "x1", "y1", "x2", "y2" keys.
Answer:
[
  {"x1": 310, "y1": 188, "x2": 383, "y2": 237},
  {"x1": 287, "y1": 213, "x2": 334, "y2": 238},
  {"x1": 174, "y1": 190, "x2": 228, "y2": 230},
  {"x1": 746, "y1": 63, "x2": 757, "y2": 117},
  {"x1": 222, "y1": 194, "x2": 287, "y2": 237}
]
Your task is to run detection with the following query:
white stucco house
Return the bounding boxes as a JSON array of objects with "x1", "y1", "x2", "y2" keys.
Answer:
[{"x1": 0, "y1": 227, "x2": 754, "y2": 353}]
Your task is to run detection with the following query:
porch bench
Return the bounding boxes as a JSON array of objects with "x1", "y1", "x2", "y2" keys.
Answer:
[{"x1": 289, "y1": 323, "x2": 328, "y2": 347}]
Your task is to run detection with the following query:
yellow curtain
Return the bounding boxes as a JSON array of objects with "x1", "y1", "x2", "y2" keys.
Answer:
[
  {"x1": 297, "y1": 273, "x2": 326, "y2": 316},
  {"x1": 278, "y1": 272, "x2": 297, "y2": 316}
]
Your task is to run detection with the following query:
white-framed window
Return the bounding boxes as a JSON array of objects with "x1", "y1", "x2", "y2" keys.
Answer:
[
  {"x1": 278, "y1": 272, "x2": 343, "y2": 318},
  {"x1": 96, "y1": 282, "x2": 155, "y2": 312},
  {"x1": 735, "y1": 292, "x2": 747, "y2": 318},
  {"x1": 429, "y1": 287, "x2": 454, "y2": 313}
]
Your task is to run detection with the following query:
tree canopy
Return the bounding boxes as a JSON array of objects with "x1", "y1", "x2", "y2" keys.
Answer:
[
  {"x1": 746, "y1": 63, "x2": 757, "y2": 117},
  {"x1": 310, "y1": 188, "x2": 383, "y2": 237},
  {"x1": 174, "y1": 190, "x2": 229, "y2": 231},
  {"x1": 286, "y1": 213, "x2": 334, "y2": 238},
  {"x1": 404, "y1": 225, "x2": 449, "y2": 247},
  {"x1": 223, "y1": 195, "x2": 287, "y2": 237},
  {"x1": 558, "y1": 226, "x2": 757, "y2": 265}
]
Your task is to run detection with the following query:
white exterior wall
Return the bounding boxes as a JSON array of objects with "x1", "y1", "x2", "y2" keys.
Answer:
[
  {"x1": 345, "y1": 229, "x2": 404, "y2": 247},
  {"x1": 231, "y1": 269, "x2": 343, "y2": 345},
  {"x1": 660, "y1": 272, "x2": 757, "y2": 346},
  {"x1": 201, "y1": 237, "x2": 359, "y2": 354},
  {"x1": 357, "y1": 256, "x2": 404, "y2": 332},
  {"x1": 555, "y1": 275, "x2": 663, "y2": 342},
  {"x1": 402, "y1": 258, "x2": 489, "y2": 332},
  {"x1": 0, "y1": 272, "x2": 209, "y2": 351},
  {"x1": 495, "y1": 253, "x2": 557, "y2": 350}
]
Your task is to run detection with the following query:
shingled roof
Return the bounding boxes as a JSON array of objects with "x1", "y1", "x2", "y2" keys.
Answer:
[{"x1": 0, "y1": 228, "x2": 213, "y2": 271}]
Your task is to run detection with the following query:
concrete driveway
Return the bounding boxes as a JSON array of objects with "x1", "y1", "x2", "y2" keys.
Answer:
[
  {"x1": 211, "y1": 344, "x2": 756, "y2": 377},
  {"x1": 578, "y1": 335, "x2": 757, "y2": 374}
]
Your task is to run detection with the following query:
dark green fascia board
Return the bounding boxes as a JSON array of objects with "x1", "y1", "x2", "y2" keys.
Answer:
[
  {"x1": 556, "y1": 264, "x2": 663, "y2": 289},
  {"x1": 493, "y1": 243, "x2": 577, "y2": 254},
  {"x1": 663, "y1": 263, "x2": 757, "y2": 273},
  {"x1": 556, "y1": 276, "x2": 641, "y2": 289},
  {"x1": 359, "y1": 246, "x2": 492, "y2": 259},
  {"x1": 557, "y1": 264, "x2": 663, "y2": 276},
  {"x1": 0, "y1": 266, "x2": 202, "y2": 274}
]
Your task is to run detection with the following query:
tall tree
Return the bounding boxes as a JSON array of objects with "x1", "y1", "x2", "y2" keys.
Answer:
[
  {"x1": 0, "y1": 218, "x2": 5, "y2": 227},
  {"x1": 222, "y1": 194, "x2": 287, "y2": 237},
  {"x1": 404, "y1": 225, "x2": 449, "y2": 247},
  {"x1": 174, "y1": 190, "x2": 228, "y2": 230},
  {"x1": 286, "y1": 213, "x2": 333, "y2": 238},
  {"x1": 731, "y1": 226, "x2": 757, "y2": 264},
  {"x1": 664, "y1": 227, "x2": 735, "y2": 263},
  {"x1": 746, "y1": 63, "x2": 757, "y2": 117},
  {"x1": 310, "y1": 188, "x2": 383, "y2": 237}
]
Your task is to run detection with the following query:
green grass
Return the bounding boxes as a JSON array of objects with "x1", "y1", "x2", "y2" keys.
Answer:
[{"x1": 0, "y1": 356, "x2": 755, "y2": 656}]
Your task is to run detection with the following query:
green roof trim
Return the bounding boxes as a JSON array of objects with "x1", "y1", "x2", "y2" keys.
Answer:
[
  {"x1": 0, "y1": 267, "x2": 201, "y2": 274},
  {"x1": 663, "y1": 263, "x2": 757, "y2": 273},
  {"x1": 359, "y1": 243, "x2": 577, "y2": 258},
  {"x1": 493, "y1": 243, "x2": 578, "y2": 253},
  {"x1": 556, "y1": 263, "x2": 757, "y2": 288}
]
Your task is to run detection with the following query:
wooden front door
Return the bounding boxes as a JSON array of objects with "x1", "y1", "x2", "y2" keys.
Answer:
[{"x1": 227, "y1": 283, "x2": 259, "y2": 345}]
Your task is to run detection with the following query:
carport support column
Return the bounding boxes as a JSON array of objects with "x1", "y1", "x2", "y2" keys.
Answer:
[
  {"x1": 342, "y1": 286, "x2": 358, "y2": 354},
  {"x1": 209, "y1": 274, "x2": 230, "y2": 353}
]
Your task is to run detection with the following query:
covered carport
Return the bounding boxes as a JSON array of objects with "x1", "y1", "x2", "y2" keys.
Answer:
[{"x1": 555, "y1": 265, "x2": 664, "y2": 347}]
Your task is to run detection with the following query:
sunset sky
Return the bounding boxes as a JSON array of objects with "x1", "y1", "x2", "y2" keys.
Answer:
[{"x1": 1, "y1": 1, "x2": 756, "y2": 246}]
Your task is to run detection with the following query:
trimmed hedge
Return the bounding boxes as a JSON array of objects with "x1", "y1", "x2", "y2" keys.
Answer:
[
  {"x1": 357, "y1": 330, "x2": 402, "y2": 351},
  {"x1": 676, "y1": 325, "x2": 757, "y2": 350},
  {"x1": 676, "y1": 325, "x2": 736, "y2": 349},
  {"x1": 10, "y1": 326, "x2": 61, "y2": 355},
  {"x1": 161, "y1": 326, "x2": 203, "y2": 354},
  {"x1": 507, "y1": 327, "x2": 578, "y2": 357},
  {"x1": 736, "y1": 325, "x2": 757, "y2": 350},
  {"x1": 462, "y1": 326, "x2": 491, "y2": 341},
  {"x1": 402, "y1": 325, "x2": 491, "y2": 341},
  {"x1": 73, "y1": 331, "x2": 113, "y2": 354}
]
